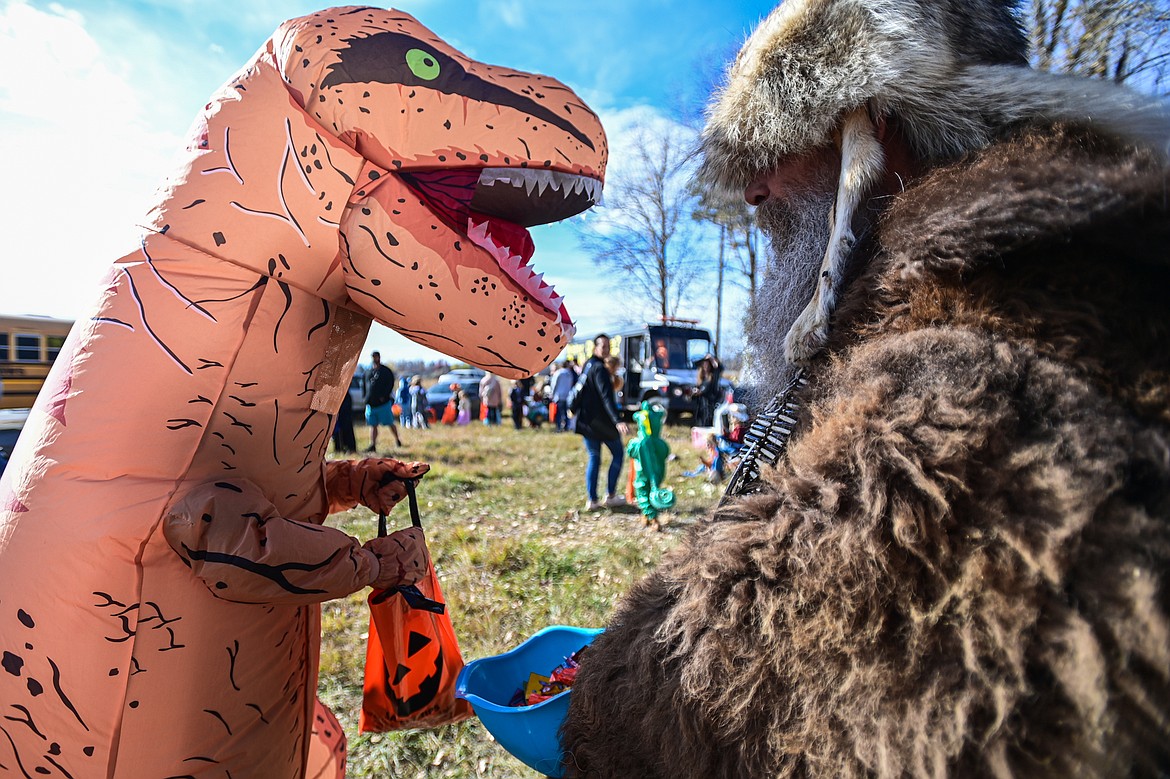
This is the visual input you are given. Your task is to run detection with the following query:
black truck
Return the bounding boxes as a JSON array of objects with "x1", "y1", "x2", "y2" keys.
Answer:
[{"x1": 564, "y1": 320, "x2": 716, "y2": 421}]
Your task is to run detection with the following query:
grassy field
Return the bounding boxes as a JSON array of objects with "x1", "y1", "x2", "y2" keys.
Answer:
[{"x1": 320, "y1": 418, "x2": 721, "y2": 777}]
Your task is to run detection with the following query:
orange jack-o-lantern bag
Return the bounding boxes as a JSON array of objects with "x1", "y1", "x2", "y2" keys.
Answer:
[{"x1": 360, "y1": 482, "x2": 473, "y2": 731}]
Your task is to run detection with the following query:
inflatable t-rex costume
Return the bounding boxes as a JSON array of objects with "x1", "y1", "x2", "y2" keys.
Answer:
[{"x1": 0, "y1": 7, "x2": 605, "y2": 778}]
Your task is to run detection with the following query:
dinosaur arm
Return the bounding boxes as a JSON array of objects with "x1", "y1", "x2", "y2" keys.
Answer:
[
  {"x1": 323, "y1": 457, "x2": 430, "y2": 515},
  {"x1": 649, "y1": 439, "x2": 670, "y2": 480},
  {"x1": 163, "y1": 479, "x2": 379, "y2": 605}
]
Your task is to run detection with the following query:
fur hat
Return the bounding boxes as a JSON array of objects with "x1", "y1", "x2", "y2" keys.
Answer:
[
  {"x1": 701, "y1": 0, "x2": 1170, "y2": 195},
  {"x1": 702, "y1": 0, "x2": 1170, "y2": 366}
]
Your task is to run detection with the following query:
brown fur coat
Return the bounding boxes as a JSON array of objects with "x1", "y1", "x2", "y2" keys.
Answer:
[{"x1": 561, "y1": 127, "x2": 1170, "y2": 778}]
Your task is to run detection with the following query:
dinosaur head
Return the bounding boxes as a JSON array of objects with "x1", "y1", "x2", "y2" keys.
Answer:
[
  {"x1": 275, "y1": 7, "x2": 607, "y2": 378},
  {"x1": 635, "y1": 400, "x2": 667, "y2": 439}
]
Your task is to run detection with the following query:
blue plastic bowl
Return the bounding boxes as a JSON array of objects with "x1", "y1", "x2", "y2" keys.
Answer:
[{"x1": 456, "y1": 626, "x2": 603, "y2": 777}]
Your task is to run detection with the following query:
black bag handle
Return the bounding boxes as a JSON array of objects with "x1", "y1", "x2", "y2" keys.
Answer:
[
  {"x1": 377, "y1": 477, "x2": 422, "y2": 537},
  {"x1": 372, "y1": 477, "x2": 443, "y2": 612}
]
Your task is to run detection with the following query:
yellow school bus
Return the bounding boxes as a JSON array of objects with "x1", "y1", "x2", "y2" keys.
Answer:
[{"x1": 0, "y1": 315, "x2": 74, "y2": 409}]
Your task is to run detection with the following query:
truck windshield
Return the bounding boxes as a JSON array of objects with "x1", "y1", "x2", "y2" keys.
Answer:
[{"x1": 649, "y1": 331, "x2": 710, "y2": 371}]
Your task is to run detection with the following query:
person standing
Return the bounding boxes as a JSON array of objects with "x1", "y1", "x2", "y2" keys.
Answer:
[
  {"x1": 510, "y1": 375, "x2": 534, "y2": 430},
  {"x1": 550, "y1": 361, "x2": 577, "y2": 432},
  {"x1": 509, "y1": 380, "x2": 525, "y2": 430},
  {"x1": 396, "y1": 375, "x2": 413, "y2": 428},
  {"x1": 408, "y1": 376, "x2": 429, "y2": 429},
  {"x1": 363, "y1": 351, "x2": 402, "y2": 451},
  {"x1": 455, "y1": 389, "x2": 472, "y2": 425},
  {"x1": 479, "y1": 372, "x2": 503, "y2": 426},
  {"x1": 331, "y1": 389, "x2": 357, "y2": 454},
  {"x1": 574, "y1": 334, "x2": 629, "y2": 511},
  {"x1": 694, "y1": 354, "x2": 723, "y2": 427}
]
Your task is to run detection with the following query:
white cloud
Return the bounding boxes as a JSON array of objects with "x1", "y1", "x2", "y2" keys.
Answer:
[
  {"x1": 595, "y1": 103, "x2": 699, "y2": 183},
  {"x1": 0, "y1": 2, "x2": 138, "y2": 123},
  {"x1": 495, "y1": 0, "x2": 526, "y2": 30},
  {"x1": 0, "y1": 1, "x2": 181, "y2": 319}
]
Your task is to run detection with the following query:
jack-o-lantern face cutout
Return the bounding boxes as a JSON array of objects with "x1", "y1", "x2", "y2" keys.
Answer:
[{"x1": 388, "y1": 629, "x2": 444, "y2": 716}]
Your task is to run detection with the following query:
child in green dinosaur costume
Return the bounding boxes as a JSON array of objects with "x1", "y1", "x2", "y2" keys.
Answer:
[{"x1": 626, "y1": 401, "x2": 675, "y2": 528}]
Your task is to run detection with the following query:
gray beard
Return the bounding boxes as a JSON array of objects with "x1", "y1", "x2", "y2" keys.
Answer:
[{"x1": 742, "y1": 190, "x2": 835, "y2": 405}]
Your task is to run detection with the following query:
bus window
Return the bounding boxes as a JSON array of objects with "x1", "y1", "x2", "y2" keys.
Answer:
[
  {"x1": 624, "y1": 335, "x2": 644, "y2": 372},
  {"x1": 1, "y1": 316, "x2": 74, "y2": 410},
  {"x1": 14, "y1": 334, "x2": 40, "y2": 362},
  {"x1": 46, "y1": 336, "x2": 66, "y2": 362}
]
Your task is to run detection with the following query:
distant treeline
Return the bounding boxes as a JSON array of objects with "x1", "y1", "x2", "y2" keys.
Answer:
[{"x1": 384, "y1": 359, "x2": 453, "y2": 379}]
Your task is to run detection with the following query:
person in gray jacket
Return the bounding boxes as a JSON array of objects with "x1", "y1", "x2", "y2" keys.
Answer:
[{"x1": 479, "y1": 372, "x2": 503, "y2": 426}]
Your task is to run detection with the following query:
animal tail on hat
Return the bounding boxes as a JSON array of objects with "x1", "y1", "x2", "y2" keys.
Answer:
[
  {"x1": 948, "y1": 65, "x2": 1170, "y2": 159},
  {"x1": 784, "y1": 106, "x2": 886, "y2": 364}
]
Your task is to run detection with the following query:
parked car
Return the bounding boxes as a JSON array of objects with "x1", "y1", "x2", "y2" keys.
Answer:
[
  {"x1": 348, "y1": 373, "x2": 365, "y2": 406},
  {"x1": 425, "y1": 369, "x2": 485, "y2": 420},
  {"x1": 0, "y1": 407, "x2": 29, "y2": 479}
]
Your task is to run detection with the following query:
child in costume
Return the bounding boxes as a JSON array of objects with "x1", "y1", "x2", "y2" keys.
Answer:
[
  {"x1": 626, "y1": 401, "x2": 675, "y2": 530},
  {"x1": 0, "y1": 8, "x2": 605, "y2": 777}
]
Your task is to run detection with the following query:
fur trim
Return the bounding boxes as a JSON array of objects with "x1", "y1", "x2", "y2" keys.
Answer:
[
  {"x1": 562, "y1": 127, "x2": 1170, "y2": 779},
  {"x1": 880, "y1": 125, "x2": 1170, "y2": 278},
  {"x1": 564, "y1": 326, "x2": 1170, "y2": 778},
  {"x1": 701, "y1": 0, "x2": 1170, "y2": 194}
]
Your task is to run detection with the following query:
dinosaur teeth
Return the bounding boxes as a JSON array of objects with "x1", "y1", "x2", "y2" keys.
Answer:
[
  {"x1": 476, "y1": 168, "x2": 603, "y2": 204},
  {"x1": 466, "y1": 216, "x2": 563, "y2": 318},
  {"x1": 467, "y1": 219, "x2": 489, "y2": 244}
]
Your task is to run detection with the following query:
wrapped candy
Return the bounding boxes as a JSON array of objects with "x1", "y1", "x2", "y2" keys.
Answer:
[{"x1": 510, "y1": 646, "x2": 589, "y2": 706}]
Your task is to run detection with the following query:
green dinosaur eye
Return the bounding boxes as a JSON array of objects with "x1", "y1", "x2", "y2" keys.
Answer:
[{"x1": 405, "y1": 49, "x2": 440, "y2": 80}]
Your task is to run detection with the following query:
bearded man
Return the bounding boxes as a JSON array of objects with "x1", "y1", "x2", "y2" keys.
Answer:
[{"x1": 560, "y1": 0, "x2": 1170, "y2": 777}]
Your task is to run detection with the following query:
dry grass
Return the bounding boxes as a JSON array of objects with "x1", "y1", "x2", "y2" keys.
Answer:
[{"x1": 321, "y1": 419, "x2": 722, "y2": 777}]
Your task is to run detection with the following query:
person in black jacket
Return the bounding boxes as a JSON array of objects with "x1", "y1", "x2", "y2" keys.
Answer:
[
  {"x1": 694, "y1": 354, "x2": 724, "y2": 427},
  {"x1": 363, "y1": 351, "x2": 402, "y2": 451},
  {"x1": 574, "y1": 334, "x2": 629, "y2": 511},
  {"x1": 331, "y1": 389, "x2": 357, "y2": 454}
]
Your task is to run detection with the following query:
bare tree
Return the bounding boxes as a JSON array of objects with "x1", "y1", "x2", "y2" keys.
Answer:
[
  {"x1": 580, "y1": 124, "x2": 705, "y2": 321},
  {"x1": 725, "y1": 205, "x2": 762, "y2": 304},
  {"x1": 693, "y1": 189, "x2": 762, "y2": 326},
  {"x1": 1029, "y1": 0, "x2": 1170, "y2": 92}
]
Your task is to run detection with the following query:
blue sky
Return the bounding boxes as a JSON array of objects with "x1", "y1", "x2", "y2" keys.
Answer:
[{"x1": 0, "y1": 0, "x2": 777, "y2": 362}]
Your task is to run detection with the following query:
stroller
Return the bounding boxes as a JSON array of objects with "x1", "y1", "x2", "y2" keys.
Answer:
[
  {"x1": 685, "y1": 403, "x2": 749, "y2": 483},
  {"x1": 525, "y1": 398, "x2": 549, "y2": 427}
]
